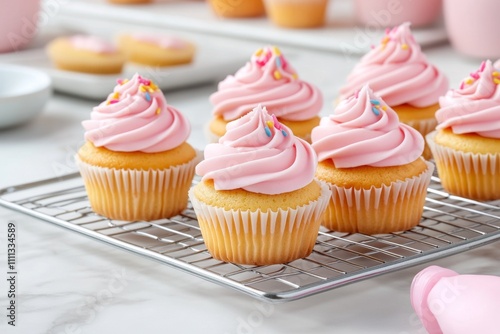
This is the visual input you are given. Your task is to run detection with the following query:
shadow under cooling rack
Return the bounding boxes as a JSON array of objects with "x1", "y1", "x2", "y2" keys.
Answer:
[{"x1": 1, "y1": 173, "x2": 499, "y2": 302}]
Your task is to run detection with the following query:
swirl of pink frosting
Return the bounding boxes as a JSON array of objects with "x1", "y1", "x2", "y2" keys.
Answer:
[
  {"x1": 210, "y1": 46, "x2": 323, "y2": 121},
  {"x1": 311, "y1": 85, "x2": 424, "y2": 168},
  {"x1": 339, "y1": 22, "x2": 448, "y2": 107},
  {"x1": 69, "y1": 35, "x2": 117, "y2": 54},
  {"x1": 82, "y1": 73, "x2": 191, "y2": 153},
  {"x1": 130, "y1": 33, "x2": 188, "y2": 49},
  {"x1": 196, "y1": 104, "x2": 317, "y2": 194},
  {"x1": 436, "y1": 60, "x2": 500, "y2": 138}
]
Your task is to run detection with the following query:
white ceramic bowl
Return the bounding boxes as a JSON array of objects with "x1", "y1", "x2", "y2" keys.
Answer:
[{"x1": 0, "y1": 65, "x2": 52, "y2": 129}]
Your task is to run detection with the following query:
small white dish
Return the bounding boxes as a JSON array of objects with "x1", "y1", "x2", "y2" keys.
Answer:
[{"x1": 0, "y1": 65, "x2": 52, "y2": 129}]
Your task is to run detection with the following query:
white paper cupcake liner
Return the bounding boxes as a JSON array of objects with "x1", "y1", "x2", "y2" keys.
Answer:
[
  {"x1": 426, "y1": 131, "x2": 500, "y2": 200},
  {"x1": 403, "y1": 117, "x2": 437, "y2": 159},
  {"x1": 75, "y1": 153, "x2": 200, "y2": 221},
  {"x1": 189, "y1": 181, "x2": 331, "y2": 265},
  {"x1": 403, "y1": 117, "x2": 437, "y2": 137},
  {"x1": 322, "y1": 161, "x2": 434, "y2": 234}
]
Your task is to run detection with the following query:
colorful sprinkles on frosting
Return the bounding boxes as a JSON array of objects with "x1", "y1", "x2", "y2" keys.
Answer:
[
  {"x1": 369, "y1": 98, "x2": 387, "y2": 116},
  {"x1": 252, "y1": 46, "x2": 297, "y2": 81},
  {"x1": 458, "y1": 61, "x2": 498, "y2": 89},
  {"x1": 379, "y1": 25, "x2": 412, "y2": 51},
  {"x1": 263, "y1": 113, "x2": 288, "y2": 137},
  {"x1": 108, "y1": 75, "x2": 161, "y2": 114}
]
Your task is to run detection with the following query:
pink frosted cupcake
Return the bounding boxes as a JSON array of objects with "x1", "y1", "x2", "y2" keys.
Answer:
[
  {"x1": 76, "y1": 73, "x2": 199, "y2": 221},
  {"x1": 190, "y1": 105, "x2": 330, "y2": 265},
  {"x1": 339, "y1": 22, "x2": 448, "y2": 158},
  {"x1": 311, "y1": 85, "x2": 434, "y2": 234},
  {"x1": 207, "y1": 46, "x2": 323, "y2": 142},
  {"x1": 427, "y1": 60, "x2": 500, "y2": 201}
]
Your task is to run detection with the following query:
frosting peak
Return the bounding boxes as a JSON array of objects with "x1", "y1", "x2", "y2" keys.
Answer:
[
  {"x1": 437, "y1": 60, "x2": 500, "y2": 138},
  {"x1": 210, "y1": 46, "x2": 323, "y2": 121},
  {"x1": 312, "y1": 85, "x2": 424, "y2": 168},
  {"x1": 339, "y1": 22, "x2": 448, "y2": 108},
  {"x1": 82, "y1": 73, "x2": 190, "y2": 153},
  {"x1": 196, "y1": 104, "x2": 317, "y2": 194}
]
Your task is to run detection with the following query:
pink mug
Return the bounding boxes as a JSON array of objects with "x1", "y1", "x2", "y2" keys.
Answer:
[
  {"x1": 443, "y1": 0, "x2": 500, "y2": 59},
  {"x1": 0, "y1": 0, "x2": 41, "y2": 53},
  {"x1": 354, "y1": 0, "x2": 442, "y2": 28}
]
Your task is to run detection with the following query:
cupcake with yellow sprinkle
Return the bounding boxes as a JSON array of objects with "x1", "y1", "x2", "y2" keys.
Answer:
[
  {"x1": 207, "y1": 46, "x2": 323, "y2": 143},
  {"x1": 427, "y1": 60, "x2": 500, "y2": 201},
  {"x1": 338, "y1": 23, "x2": 448, "y2": 159},
  {"x1": 76, "y1": 73, "x2": 199, "y2": 221}
]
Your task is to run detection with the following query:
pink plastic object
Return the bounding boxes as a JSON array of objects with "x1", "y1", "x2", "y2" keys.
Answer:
[
  {"x1": 443, "y1": 0, "x2": 500, "y2": 59},
  {"x1": 0, "y1": 0, "x2": 40, "y2": 53},
  {"x1": 411, "y1": 265, "x2": 500, "y2": 334},
  {"x1": 353, "y1": 0, "x2": 442, "y2": 28}
]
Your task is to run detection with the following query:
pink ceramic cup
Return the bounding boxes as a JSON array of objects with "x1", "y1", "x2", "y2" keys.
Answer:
[
  {"x1": 354, "y1": 0, "x2": 442, "y2": 28},
  {"x1": 0, "y1": 0, "x2": 41, "y2": 53},
  {"x1": 444, "y1": 0, "x2": 500, "y2": 59}
]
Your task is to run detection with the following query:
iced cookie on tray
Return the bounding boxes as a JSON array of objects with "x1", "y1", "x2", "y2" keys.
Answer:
[
  {"x1": 118, "y1": 33, "x2": 195, "y2": 67},
  {"x1": 47, "y1": 35, "x2": 125, "y2": 74}
]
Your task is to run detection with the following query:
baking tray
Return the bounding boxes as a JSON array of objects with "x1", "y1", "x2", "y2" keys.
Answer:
[{"x1": 1, "y1": 173, "x2": 499, "y2": 303}]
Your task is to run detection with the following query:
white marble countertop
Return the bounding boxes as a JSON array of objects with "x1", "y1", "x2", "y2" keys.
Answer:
[{"x1": 1, "y1": 18, "x2": 500, "y2": 334}]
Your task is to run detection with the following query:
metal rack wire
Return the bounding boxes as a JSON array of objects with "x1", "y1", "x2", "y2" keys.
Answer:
[{"x1": 1, "y1": 172, "x2": 500, "y2": 302}]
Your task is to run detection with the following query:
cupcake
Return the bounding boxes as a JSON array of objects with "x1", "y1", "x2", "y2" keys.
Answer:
[
  {"x1": 190, "y1": 105, "x2": 330, "y2": 265},
  {"x1": 118, "y1": 33, "x2": 195, "y2": 67},
  {"x1": 265, "y1": 0, "x2": 329, "y2": 28},
  {"x1": 427, "y1": 60, "x2": 500, "y2": 201},
  {"x1": 76, "y1": 73, "x2": 199, "y2": 221},
  {"x1": 338, "y1": 22, "x2": 448, "y2": 159},
  {"x1": 208, "y1": 46, "x2": 323, "y2": 142},
  {"x1": 46, "y1": 35, "x2": 125, "y2": 74},
  {"x1": 208, "y1": 0, "x2": 265, "y2": 18},
  {"x1": 311, "y1": 85, "x2": 434, "y2": 234}
]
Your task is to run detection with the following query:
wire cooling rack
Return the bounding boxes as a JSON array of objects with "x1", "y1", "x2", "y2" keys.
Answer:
[{"x1": 1, "y1": 172, "x2": 500, "y2": 303}]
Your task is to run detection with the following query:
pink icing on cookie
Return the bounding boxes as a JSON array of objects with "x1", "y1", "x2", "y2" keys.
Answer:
[
  {"x1": 210, "y1": 46, "x2": 323, "y2": 121},
  {"x1": 83, "y1": 73, "x2": 190, "y2": 153},
  {"x1": 339, "y1": 22, "x2": 448, "y2": 108},
  {"x1": 130, "y1": 33, "x2": 188, "y2": 49},
  {"x1": 411, "y1": 265, "x2": 500, "y2": 334},
  {"x1": 69, "y1": 35, "x2": 117, "y2": 54},
  {"x1": 311, "y1": 85, "x2": 424, "y2": 168},
  {"x1": 196, "y1": 104, "x2": 317, "y2": 194},
  {"x1": 436, "y1": 60, "x2": 500, "y2": 138}
]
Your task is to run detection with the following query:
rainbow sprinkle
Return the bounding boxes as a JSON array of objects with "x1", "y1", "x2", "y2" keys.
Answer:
[
  {"x1": 264, "y1": 124, "x2": 272, "y2": 137},
  {"x1": 273, "y1": 70, "x2": 282, "y2": 80},
  {"x1": 401, "y1": 43, "x2": 409, "y2": 50},
  {"x1": 271, "y1": 114, "x2": 282, "y2": 130},
  {"x1": 145, "y1": 92, "x2": 151, "y2": 102},
  {"x1": 370, "y1": 99, "x2": 383, "y2": 116},
  {"x1": 262, "y1": 114, "x2": 288, "y2": 137},
  {"x1": 156, "y1": 108, "x2": 161, "y2": 115},
  {"x1": 138, "y1": 77, "x2": 151, "y2": 86},
  {"x1": 492, "y1": 71, "x2": 500, "y2": 85}
]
